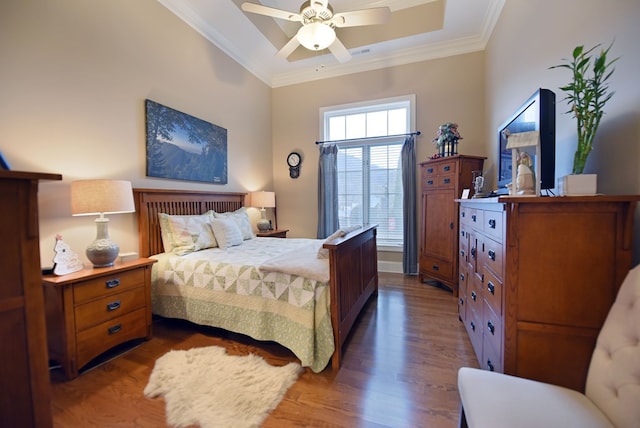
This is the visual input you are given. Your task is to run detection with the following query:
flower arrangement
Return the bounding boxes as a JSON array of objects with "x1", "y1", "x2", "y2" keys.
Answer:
[
  {"x1": 432, "y1": 122, "x2": 462, "y2": 157},
  {"x1": 550, "y1": 42, "x2": 618, "y2": 174}
]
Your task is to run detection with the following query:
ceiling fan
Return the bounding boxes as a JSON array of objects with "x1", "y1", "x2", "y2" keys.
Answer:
[{"x1": 241, "y1": 1, "x2": 391, "y2": 63}]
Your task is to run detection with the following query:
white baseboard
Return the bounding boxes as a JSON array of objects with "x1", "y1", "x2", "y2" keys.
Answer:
[{"x1": 378, "y1": 260, "x2": 403, "y2": 273}]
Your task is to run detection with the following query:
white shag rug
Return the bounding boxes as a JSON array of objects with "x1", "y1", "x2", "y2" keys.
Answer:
[{"x1": 144, "y1": 346, "x2": 302, "y2": 428}]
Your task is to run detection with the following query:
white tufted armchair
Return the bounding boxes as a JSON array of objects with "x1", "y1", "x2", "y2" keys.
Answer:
[{"x1": 457, "y1": 264, "x2": 640, "y2": 428}]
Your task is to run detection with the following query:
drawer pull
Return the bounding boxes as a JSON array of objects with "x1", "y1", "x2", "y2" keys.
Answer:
[
  {"x1": 432, "y1": 264, "x2": 440, "y2": 271},
  {"x1": 427, "y1": 179, "x2": 434, "y2": 185},
  {"x1": 470, "y1": 321, "x2": 476, "y2": 332},
  {"x1": 471, "y1": 291, "x2": 477, "y2": 301},
  {"x1": 106, "y1": 300, "x2": 121, "y2": 311},
  {"x1": 461, "y1": 230, "x2": 465, "y2": 237},
  {"x1": 470, "y1": 247, "x2": 476, "y2": 259},
  {"x1": 459, "y1": 297, "x2": 464, "y2": 306},
  {"x1": 108, "y1": 324, "x2": 122, "y2": 335},
  {"x1": 443, "y1": 178, "x2": 451, "y2": 184},
  {"x1": 461, "y1": 212, "x2": 466, "y2": 218},
  {"x1": 443, "y1": 165, "x2": 451, "y2": 172},
  {"x1": 487, "y1": 281, "x2": 495, "y2": 295},
  {"x1": 460, "y1": 250, "x2": 466, "y2": 257},
  {"x1": 488, "y1": 249, "x2": 496, "y2": 261},
  {"x1": 471, "y1": 214, "x2": 477, "y2": 222},
  {"x1": 488, "y1": 218, "x2": 496, "y2": 229},
  {"x1": 105, "y1": 278, "x2": 121, "y2": 288},
  {"x1": 487, "y1": 359, "x2": 495, "y2": 372},
  {"x1": 460, "y1": 273, "x2": 465, "y2": 281},
  {"x1": 487, "y1": 320, "x2": 495, "y2": 335},
  {"x1": 427, "y1": 167, "x2": 434, "y2": 173}
]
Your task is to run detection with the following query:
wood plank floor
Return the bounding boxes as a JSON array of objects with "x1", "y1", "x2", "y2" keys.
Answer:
[{"x1": 50, "y1": 273, "x2": 479, "y2": 427}]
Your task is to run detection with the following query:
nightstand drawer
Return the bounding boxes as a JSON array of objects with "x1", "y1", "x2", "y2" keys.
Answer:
[
  {"x1": 75, "y1": 287, "x2": 147, "y2": 332},
  {"x1": 73, "y1": 269, "x2": 145, "y2": 304},
  {"x1": 76, "y1": 308, "x2": 147, "y2": 370}
]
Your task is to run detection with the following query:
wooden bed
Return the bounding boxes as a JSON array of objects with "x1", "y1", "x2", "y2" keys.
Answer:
[{"x1": 133, "y1": 188, "x2": 378, "y2": 369}]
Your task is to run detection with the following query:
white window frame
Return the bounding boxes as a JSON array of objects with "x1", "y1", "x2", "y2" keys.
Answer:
[{"x1": 319, "y1": 95, "x2": 416, "y2": 251}]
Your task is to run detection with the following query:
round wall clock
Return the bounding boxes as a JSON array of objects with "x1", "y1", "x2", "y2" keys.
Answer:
[{"x1": 287, "y1": 152, "x2": 301, "y2": 179}]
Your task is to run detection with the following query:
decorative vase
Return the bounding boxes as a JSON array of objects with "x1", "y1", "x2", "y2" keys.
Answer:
[{"x1": 559, "y1": 174, "x2": 597, "y2": 196}]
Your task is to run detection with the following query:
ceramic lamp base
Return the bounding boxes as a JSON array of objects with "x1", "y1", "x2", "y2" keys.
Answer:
[
  {"x1": 257, "y1": 218, "x2": 270, "y2": 232},
  {"x1": 87, "y1": 218, "x2": 119, "y2": 267}
]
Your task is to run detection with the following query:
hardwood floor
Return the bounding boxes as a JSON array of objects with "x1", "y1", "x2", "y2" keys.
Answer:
[{"x1": 50, "y1": 272, "x2": 478, "y2": 427}]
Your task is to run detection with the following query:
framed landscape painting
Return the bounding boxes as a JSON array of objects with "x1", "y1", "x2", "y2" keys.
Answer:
[{"x1": 145, "y1": 99, "x2": 227, "y2": 184}]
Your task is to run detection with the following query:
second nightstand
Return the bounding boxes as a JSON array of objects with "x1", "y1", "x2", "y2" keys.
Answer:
[
  {"x1": 256, "y1": 229, "x2": 289, "y2": 238},
  {"x1": 43, "y1": 258, "x2": 156, "y2": 379}
]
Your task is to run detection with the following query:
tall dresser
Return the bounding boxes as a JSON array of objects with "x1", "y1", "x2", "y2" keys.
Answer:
[
  {"x1": 419, "y1": 155, "x2": 485, "y2": 295},
  {"x1": 458, "y1": 195, "x2": 639, "y2": 392},
  {"x1": 0, "y1": 170, "x2": 62, "y2": 427}
]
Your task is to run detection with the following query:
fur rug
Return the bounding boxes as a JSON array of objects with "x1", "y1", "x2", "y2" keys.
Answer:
[{"x1": 144, "y1": 346, "x2": 302, "y2": 428}]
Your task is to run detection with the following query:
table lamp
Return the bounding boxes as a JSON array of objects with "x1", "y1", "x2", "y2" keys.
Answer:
[
  {"x1": 71, "y1": 179, "x2": 135, "y2": 267},
  {"x1": 250, "y1": 191, "x2": 275, "y2": 232}
]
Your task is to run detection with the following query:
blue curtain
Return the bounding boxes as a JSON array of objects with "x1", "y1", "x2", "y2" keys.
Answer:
[
  {"x1": 317, "y1": 144, "x2": 339, "y2": 239},
  {"x1": 401, "y1": 135, "x2": 417, "y2": 275}
]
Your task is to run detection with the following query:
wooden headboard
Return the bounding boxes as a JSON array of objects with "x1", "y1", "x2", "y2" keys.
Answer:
[{"x1": 133, "y1": 188, "x2": 246, "y2": 257}]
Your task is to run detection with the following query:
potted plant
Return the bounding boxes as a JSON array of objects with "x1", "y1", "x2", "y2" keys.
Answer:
[
  {"x1": 550, "y1": 42, "x2": 618, "y2": 194},
  {"x1": 432, "y1": 122, "x2": 462, "y2": 158}
]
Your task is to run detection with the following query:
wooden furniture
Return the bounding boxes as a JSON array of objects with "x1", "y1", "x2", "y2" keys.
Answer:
[
  {"x1": 0, "y1": 170, "x2": 61, "y2": 428},
  {"x1": 43, "y1": 258, "x2": 156, "y2": 379},
  {"x1": 419, "y1": 155, "x2": 485, "y2": 295},
  {"x1": 256, "y1": 229, "x2": 289, "y2": 238},
  {"x1": 133, "y1": 188, "x2": 378, "y2": 369},
  {"x1": 457, "y1": 195, "x2": 639, "y2": 392}
]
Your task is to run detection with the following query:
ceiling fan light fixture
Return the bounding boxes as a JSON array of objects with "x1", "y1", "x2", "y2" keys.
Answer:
[{"x1": 297, "y1": 22, "x2": 335, "y2": 51}]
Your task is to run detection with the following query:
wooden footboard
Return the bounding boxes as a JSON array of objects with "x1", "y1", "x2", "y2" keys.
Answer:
[
  {"x1": 324, "y1": 225, "x2": 378, "y2": 369},
  {"x1": 132, "y1": 188, "x2": 378, "y2": 370}
]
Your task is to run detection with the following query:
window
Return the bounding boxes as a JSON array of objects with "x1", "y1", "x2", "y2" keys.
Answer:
[{"x1": 320, "y1": 95, "x2": 415, "y2": 248}]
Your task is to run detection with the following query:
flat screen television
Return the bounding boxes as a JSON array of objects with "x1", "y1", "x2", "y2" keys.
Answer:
[{"x1": 497, "y1": 88, "x2": 556, "y2": 194}]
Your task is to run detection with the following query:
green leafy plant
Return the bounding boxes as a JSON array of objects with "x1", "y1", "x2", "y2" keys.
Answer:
[{"x1": 550, "y1": 42, "x2": 618, "y2": 174}]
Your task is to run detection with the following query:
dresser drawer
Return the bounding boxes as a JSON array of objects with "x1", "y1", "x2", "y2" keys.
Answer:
[
  {"x1": 75, "y1": 287, "x2": 147, "y2": 332},
  {"x1": 465, "y1": 304, "x2": 483, "y2": 362},
  {"x1": 76, "y1": 308, "x2": 147, "y2": 370},
  {"x1": 73, "y1": 269, "x2": 146, "y2": 304},
  {"x1": 483, "y1": 210, "x2": 504, "y2": 241},
  {"x1": 480, "y1": 236, "x2": 503, "y2": 278},
  {"x1": 483, "y1": 268, "x2": 503, "y2": 315},
  {"x1": 437, "y1": 160, "x2": 457, "y2": 175},
  {"x1": 483, "y1": 301, "x2": 502, "y2": 360},
  {"x1": 421, "y1": 255, "x2": 453, "y2": 281},
  {"x1": 482, "y1": 337, "x2": 503, "y2": 373},
  {"x1": 469, "y1": 208, "x2": 483, "y2": 229}
]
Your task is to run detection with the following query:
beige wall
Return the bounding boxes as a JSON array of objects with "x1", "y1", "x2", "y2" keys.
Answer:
[
  {"x1": 272, "y1": 53, "x2": 487, "y2": 267},
  {"x1": 0, "y1": 0, "x2": 273, "y2": 266},
  {"x1": 485, "y1": 0, "x2": 640, "y2": 263}
]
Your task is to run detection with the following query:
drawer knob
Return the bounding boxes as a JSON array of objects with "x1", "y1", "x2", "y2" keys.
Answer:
[
  {"x1": 427, "y1": 167, "x2": 434, "y2": 173},
  {"x1": 461, "y1": 230, "x2": 465, "y2": 237},
  {"x1": 472, "y1": 215, "x2": 477, "y2": 222},
  {"x1": 459, "y1": 297, "x2": 464, "y2": 305},
  {"x1": 462, "y1": 212, "x2": 466, "y2": 218},
  {"x1": 444, "y1": 178, "x2": 451, "y2": 184},
  {"x1": 105, "y1": 278, "x2": 121, "y2": 288},
  {"x1": 488, "y1": 249, "x2": 496, "y2": 261},
  {"x1": 487, "y1": 281, "x2": 495, "y2": 295},
  {"x1": 471, "y1": 291, "x2": 477, "y2": 301},
  {"x1": 487, "y1": 320, "x2": 495, "y2": 335},
  {"x1": 427, "y1": 180, "x2": 434, "y2": 185},
  {"x1": 487, "y1": 359, "x2": 495, "y2": 372},
  {"x1": 470, "y1": 321, "x2": 476, "y2": 332},
  {"x1": 444, "y1": 165, "x2": 451, "y2": 172},
  {"x1": 488, "y1": 218, "x2": 496, "y2": 229},
  {"x1": 432, "y1": 264, "x2": 440, "y2": 271},
  {"x1": 108, "y1": 323, "x2": 122, "y2": 335},
  {"x1": 106, "y1": 300, "x2": 121, "y2": 312},
  {"x1": 460, "y1": 273, "x2": 465, "y2": 281},
  {"x1": 470, "y1": 247, "x2": 476, "y2": 259}
]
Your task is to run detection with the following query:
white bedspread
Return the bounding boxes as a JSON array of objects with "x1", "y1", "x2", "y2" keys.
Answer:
[{"x1": 258, "y1": 240, "x2": 329, "y2": 282}]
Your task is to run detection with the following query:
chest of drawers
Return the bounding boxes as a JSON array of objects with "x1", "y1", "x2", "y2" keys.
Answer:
[
  {"x1": 458, "y1": 195, "x2": 639, "y2": 391},
  {"x1": 43, "y1": 258, "x2": 156, "y2": 379}
]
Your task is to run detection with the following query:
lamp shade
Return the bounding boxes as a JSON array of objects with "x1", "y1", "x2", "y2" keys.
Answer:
[
  {"x1": 297, "y1": 22, "x2": 336, "y2": 51},
  {"x1": 250, "y1": 191, "x2": 276, "y2": 209},
  {"x1": 71, "y1": 180, "x2": 135, "y2": 216}
]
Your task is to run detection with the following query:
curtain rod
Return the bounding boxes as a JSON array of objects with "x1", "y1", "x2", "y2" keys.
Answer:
[{"x1": 315, "y1": 131, "x2": 421, "y2": 145}]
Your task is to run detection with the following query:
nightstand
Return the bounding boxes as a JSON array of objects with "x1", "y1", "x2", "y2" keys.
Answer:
[
  {"x1": 43, "y1": 258, "x2": 156, "y2": 379},
  {"x1": 256, "y1": 229, "x2": 289, "y2": 238}
]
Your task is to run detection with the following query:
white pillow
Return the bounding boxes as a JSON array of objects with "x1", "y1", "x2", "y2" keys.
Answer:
[
  {"x1": 210, "y1": 217, "x2": 243, "y2": 250},
  {"x1": 214, "y1": 207, "x2": 254, "y2": 240},
  {"x1": 158, "y1": 212, "x2": 217, "y2": 255}
]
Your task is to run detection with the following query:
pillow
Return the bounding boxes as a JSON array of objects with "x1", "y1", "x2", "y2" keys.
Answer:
[
  {"x1": 214, "y1": 207, "x2": 254, "y2": 240},
  {"x1": 158, "y1": 212, "x2": 217, "y2": 255},
  {"x1": 317, "y1": 229, "x2": 347, "y2": 259},
  {"x1": 209, "y1": 217, "x2": 243, "y2": 250}
]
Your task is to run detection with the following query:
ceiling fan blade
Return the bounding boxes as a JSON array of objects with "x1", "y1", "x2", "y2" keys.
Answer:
[
  {"x1": 276, "y1": 36, "x2": 301, "y2": 59},
  {"x1": 328, "y1": 38, "x2": 352, "y2": 63},
  {"x1": 241, "y1": 2, "x2": 302, "y2": 22},
  {"x1": 330, "y1": 7, "x2": 391, "y2": 27}
]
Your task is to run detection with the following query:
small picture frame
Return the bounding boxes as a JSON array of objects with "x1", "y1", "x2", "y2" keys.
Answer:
[
  {"x1": 0, "y1": 152, "x2": 10, "y2": 170},
  {"x1": 461, "y1": 189, "x2": 470, "y2": 199}
]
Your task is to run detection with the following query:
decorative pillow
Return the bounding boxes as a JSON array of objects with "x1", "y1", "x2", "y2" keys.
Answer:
[
  {"x1": 209, "y1": 217, "x2": 243, "y2": 250},
  {"x1": 214, "y1": 207, "x2": 254, "y2": 240},
  {"x1": 317, "y1": 229, "x2": 347, "y2": 259},
  {"x1": 158, "y1": 212, "x2": 217, "y2": 255}
]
